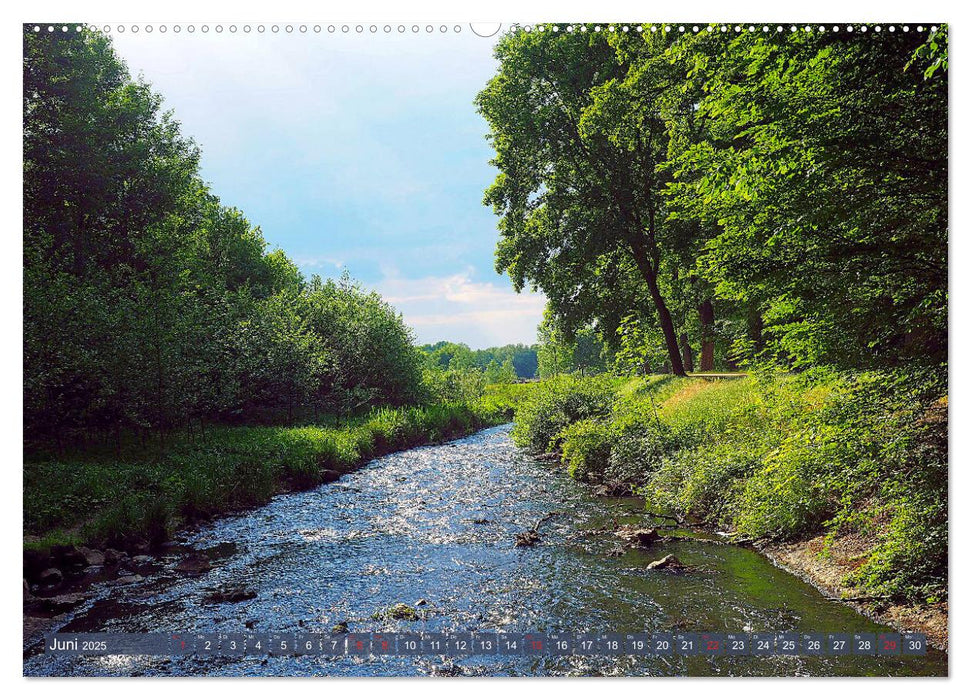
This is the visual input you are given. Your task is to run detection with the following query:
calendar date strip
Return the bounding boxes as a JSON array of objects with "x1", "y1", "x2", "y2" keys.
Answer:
[{"x1": 46, "y1": 631, "x2": 927, "y2": 658}]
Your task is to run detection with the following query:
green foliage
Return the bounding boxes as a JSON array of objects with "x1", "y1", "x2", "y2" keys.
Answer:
[
  {"x1": 644, "y1": 442, "x2": 760, "y2": 524},
  {"x1": 733, "y1": 447, "x2": 832, "y2": 539},
  {"x1": 558, "y1": 419, "x2": 615, "y2": 482},
  {"x1": 477, "y1": 28, "x2": 689, "y2": 375},
  {"x1": 908, "y1": 25, "x2": 948, "y2": 79},
  {"x1": 509, "y1": 374, "x2": 619, "y2": 453},
  {"x1": 473, "y1": 382, "x2": 537, "y2": 422},
  {"x1": 303, "y1": 273, "x2": 425, "y2": 413},
  {"x1": 420, "y1": 341, "x2": 539, "y2": 379},
  {"x1": 660, "y1": 28, "x2": 947, "y2": 369},
  {"x1": 536, "y1": 311, "x2": 610, "y2": 378},
  {"x1": 611, "y1": 314, "x2": 670, "y2": 376},
  {"x1": 846, "y1": 491, "x2": 947, "y2": 601},
  {"x1": 512, "y1": 368, "x2": 946, "y2": 602},
  {"x1": 421, "y1": 366, "x2": 487, "y2": 405},
  {"x1": 479, "y1": 25, "x2": 946, "y2": 376},
  {"x1": 23, "y1": 29, "x2": 426, "y2": 447},
  {"x1": 484, "y1": 358, "x2": 518, "y2": 385},
  {"x1": 24, "y1": 403, "x2": 502, "y2": 548},
  {"x1": 418, "y1": 342, "x2": 536, "y2": 409}
]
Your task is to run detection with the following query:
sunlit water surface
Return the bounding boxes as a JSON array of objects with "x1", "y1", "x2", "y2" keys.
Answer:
[{"x1": 24, "y1": 425, "x2": 946, "y2": 676}]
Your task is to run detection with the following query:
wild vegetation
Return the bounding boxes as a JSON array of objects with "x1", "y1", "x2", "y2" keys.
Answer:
[
  {"x1": 421, "y1": 341, "x2": 539, "y2": 380},
  {"x1": 24, "y1": 29, "x2": 429, "y2": 451},
  {"x1": 22, "y1": 29, "x2": 511, "y2": 553},
  {"x1": 25, "y1": 404, "x2": 502, "y2": 551},
  {"x1": 419, "y1": 341, "x2": 539, "y2": 402},
  {"x1": 480, "y1": 24, "x2": 948, "y2": 607},
  {"x1": 508, "y1": 371, "x2": 947, "y2": 603},
  {"x1": 477, "y1": 25, "x2": 947, "y2": 375}
]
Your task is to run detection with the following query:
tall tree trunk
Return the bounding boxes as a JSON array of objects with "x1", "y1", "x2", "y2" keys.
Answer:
[
  {"x1": 698, "y1": 299, "x2": 715, "y2": 372},
  {"x1": 747, "y1": 302, "x2": 764, "y2": 351},
  {"x1": 626, "y1": 238, "x2": 686, "y2": 376},
  {"x1": 680, "y1": 333, "x2": 694, "y2": 373},
  {"x1": 581, "y1": 139, "x2": 683, "y2": 374}
]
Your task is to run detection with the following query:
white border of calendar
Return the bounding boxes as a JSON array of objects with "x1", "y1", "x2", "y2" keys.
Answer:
[{"x1": 1, "y1": 0, "x2": 963, "y2": 697}]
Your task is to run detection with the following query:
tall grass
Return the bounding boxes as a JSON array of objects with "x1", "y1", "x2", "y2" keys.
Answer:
[
  {"x1": 510, "y1": 369, "x2": 947, "y2": 603},
  {"x1": 24, "y1": 403, "x2": 502, "y2": 551}
]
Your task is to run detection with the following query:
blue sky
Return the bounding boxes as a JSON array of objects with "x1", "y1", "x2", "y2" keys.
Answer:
[{"x1": 111, "y1": 27, "x2": 545, "y2": 349}]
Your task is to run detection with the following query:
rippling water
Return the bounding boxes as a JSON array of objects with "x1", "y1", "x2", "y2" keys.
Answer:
[{"x1": 24, "y1": 424, "x2": 946, "y2": 676}]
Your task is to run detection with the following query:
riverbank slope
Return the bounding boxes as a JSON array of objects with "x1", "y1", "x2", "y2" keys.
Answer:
[
  {"x1": 761, "y1": 537, "x2": 948, "y2": 650},
  {"x1": 508, "y1": 370, "x2": 948, "y2": 647},
  {"x1": 24, "y1": 403, "x2": 509, "y2": 590}
]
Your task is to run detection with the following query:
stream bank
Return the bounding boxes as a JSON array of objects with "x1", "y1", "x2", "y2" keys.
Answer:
[
  {"x1": 25, "y1": 425, "x2": 946, "y2": 677},
  {"x1": 761, "y1": 537, "x2": 948, "y2": 651},
  {"x1": 24, "y1": 405, "x2": 505, "y2": 647}
]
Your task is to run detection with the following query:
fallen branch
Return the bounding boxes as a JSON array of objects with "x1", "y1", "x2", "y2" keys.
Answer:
[
  {"x1": 532, "y1": 511, "x2": 562, "y2": 532},
  {"x1": 515, "y1": 511, "x2": 563, "y2": 548}
]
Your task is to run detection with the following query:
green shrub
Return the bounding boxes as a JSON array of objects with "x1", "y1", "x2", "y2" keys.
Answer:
[
  {"x1": 558, "y1": 419, "x2": 615, "y2": 482},
  {"x1": 478, "y1": 382, "x2": 536, "y2": 418},
  {"x1": 733, "y1": 446, "x2": 832, "y2": 538},
  {"x1": 645, "y1": 441, "x2": 763, "y2": 525},
  {"x1": 606, "y1": 422, "x2": 671, "y2": 485},
  {"x1": 421, "y1": 367, "x2": 486, "y2": 404},
  {"x1": 846, "y1": 492, "x2": 947, "y2": 601},
  {"x1": 510, "y1": 374, "x2": 618, "y2": 453}
]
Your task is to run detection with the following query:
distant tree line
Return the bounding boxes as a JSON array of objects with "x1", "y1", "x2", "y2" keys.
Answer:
[
  {"x1": 24, "y1": 28, "x2": 425, "y2": 449},
  {"x1": 477, "y1": 25, "x2": 947, "y2": 376},
  {"x1": 420, "y1": 341, "x2": 539, "y2": 381}
]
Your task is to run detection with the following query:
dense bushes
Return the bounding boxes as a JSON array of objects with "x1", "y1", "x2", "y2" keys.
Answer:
[
  {"x1": 559, "y1": 420, "x2": 615, "y2": 482},
  {"x1": 509, "y1": 375, "x2": 618, "y2": 453},
  {"x1": 23, "y1": 29, "x2": 426, "y2": 448},
  {"x1": 511, "y1": 369, "x2": 947, "y2": 602}
]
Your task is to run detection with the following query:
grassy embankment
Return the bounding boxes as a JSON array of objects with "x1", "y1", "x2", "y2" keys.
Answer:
[
  {"x1": 509, "y1": 369, "x2": 947, "y2": 610},
  {"x1": 24, "y1": 399, "x2": 524, "y2": 554}
]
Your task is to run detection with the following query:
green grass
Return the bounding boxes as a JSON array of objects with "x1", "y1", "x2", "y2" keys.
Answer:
[
  {"x1": 24, "y1": 402, "x2": 504, "y2": 552},
  {"x1": 475, "y1": 381, "x2": 539, "y2": 418},
  {"x1": 509, "y1": 368, "x2": 948, "y2": 603}
]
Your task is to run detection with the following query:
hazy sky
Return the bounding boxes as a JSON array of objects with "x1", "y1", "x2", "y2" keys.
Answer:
[{"x1": 110, "y1": 26, "x2": 545, "y2": 349}]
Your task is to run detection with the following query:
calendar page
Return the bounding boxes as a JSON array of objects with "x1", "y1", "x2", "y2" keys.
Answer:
[{"x1": 21, "y1": 3, "x2": 950, "y2": 682}]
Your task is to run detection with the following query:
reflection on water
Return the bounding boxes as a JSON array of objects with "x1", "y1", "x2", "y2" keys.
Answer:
[{"x1": 24, "y1": 425, "x2": 946, "y2": 676}]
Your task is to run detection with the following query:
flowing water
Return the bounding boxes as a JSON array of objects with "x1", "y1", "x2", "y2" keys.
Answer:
[{"x1": 23, "y1": 424, "x2": 946, "y2": 677}]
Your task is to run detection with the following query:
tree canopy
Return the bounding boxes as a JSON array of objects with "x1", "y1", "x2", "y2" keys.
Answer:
[
  {"x1": 478, "y1": 25, "x2": 947, "y2": 375},
  {"x1": 420, "y1": 341, "x2": 539, "y2": 380},
  {"x1": 24, "y1": 28, "x2": 425, "y2": 447}
]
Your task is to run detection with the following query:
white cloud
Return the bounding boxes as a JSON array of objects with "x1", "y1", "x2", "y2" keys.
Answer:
[
  {"x1": 373, "y1": 270, "x2": 545, "y2": 348},
  {"x1": 293, "y1": 255, "x2": 346, "y2": 271},
  {"x1": 107, "y1": 29, "x2": 533, "y2": 349}
]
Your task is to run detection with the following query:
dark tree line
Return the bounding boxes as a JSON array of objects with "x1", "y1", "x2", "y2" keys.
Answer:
[
  {"x1": 477, "y1": 25, "x2": 947, "y2": 375},
  {"x1": 24, "y1": 28, "x2": 425, "y2": 449}
]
